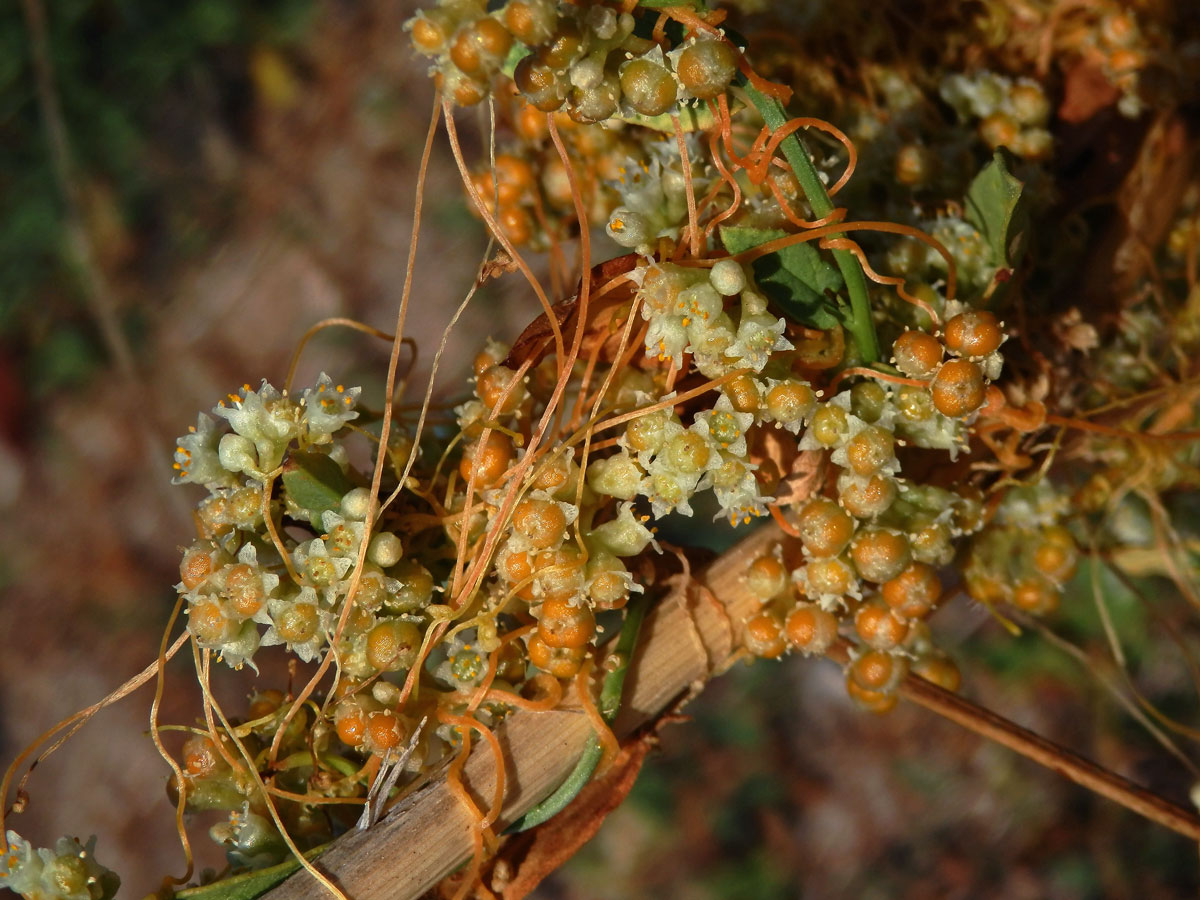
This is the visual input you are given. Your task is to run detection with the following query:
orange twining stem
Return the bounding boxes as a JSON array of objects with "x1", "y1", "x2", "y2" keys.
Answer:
[
  {"x1": 829, "y1": 366, "x2": 930, "y2": 392},
  {"x1": 467, "y1": 624, "x2": 536, "y2": 713},
  {"x1": 768, "y1": 176, "x2": 848, "y2": 230},
  {"x1": 486, "y1": 673, "x2": 564, "y2": 711},
  {"x1": 652, "y1": 11, "x2": 669, "y2": 45},
  {"x1": 704, "y1": 123, "x2": 744, "y2": 239},
  {"x1": 436, "y1": 128, "x2": 603, "y2": 622},
  {"x1": 745, "y1": 117, "x2": 857, "y2": 195},
  {"x1": 661, "y1": 4, "x2": 727, "y2": 35},
  {"x1": 575, "y1": 660, "x2": 620, "y2": 773},
  {"x1": 1045, "y1": 414, "x2": 1200, "y2": 442},
  {"x1": 439, "y1": 710, "x2": 506, "y2": 830},
  {"x1": 442, "y1": 726, "x2": 488, "y2": 900},
  {"x1": 822, "y1": 236, "x2": 941, "y2": 326},
  {"x1": 695, "y1": 138, "x2": 734, "y2": 218},
  {"x1": 734, "y1": 220, "x2": 959, "y2": 304},
  {"x1": 716, "y1": 91, "x2": 772, "y2": 175},
  {"x1": 769, "y1": 503, "x2": 802, "y2": 537},
  {"x1": 597, "y1": 367, "x2": 752, "y2": 435},
  {"x1": 570, "y1": 323, "x2": 616, "y2": 431},
  {"x1": 672, "y1": 113, "x2": 701, "y2": 258}
]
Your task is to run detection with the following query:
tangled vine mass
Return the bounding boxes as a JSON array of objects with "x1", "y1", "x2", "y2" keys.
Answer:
[{"x1": 4, "y1": 1, "x2": 1200, "y2": 898}]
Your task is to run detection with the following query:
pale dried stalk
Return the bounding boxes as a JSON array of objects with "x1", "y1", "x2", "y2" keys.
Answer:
[
  {"x1": 267, "y1": 521, "x2": 1200, "y2": 900},
  {"x1": 265, "y1": 521, "x2": 772, "y2": 900}
]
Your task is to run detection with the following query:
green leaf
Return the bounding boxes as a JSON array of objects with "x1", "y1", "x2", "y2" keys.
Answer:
[
  {"x1": 500, "y1": 42, "x2": 531, "y2": 79},
  {"x1": 281, "y1": 451, "x2": 353, "y2": 518},
  {"x1": 964, "y1": 150, "x2": 1030, "y2": 270},
  {"x1": 174, "y1": 847, "x2": 328, "y2": 900},
  {"x1": 719, "y1": 225, "x2": 842, "y2": 329},
  {"x1": 614, "y1": 102, "x2": 715, "y2": 134}
]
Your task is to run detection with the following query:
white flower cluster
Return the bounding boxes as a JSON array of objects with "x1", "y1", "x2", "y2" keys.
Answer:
[
  {"x1": 173, "y1": 374, "x2": 361, "y2": 488},
  {"x1": 637, "y1": 259, "x2": 792, "y2": 378},
  {"x1": 939, "y1": 71, "x2": 1052, "y2": 160},
  {"x1": 0, "y1": 831, "x2": 119, "y2": 900},
  {"x1": 171, "y1": 377, "x2": 436, "y2": 673},
  {"x1": 572, "y1": 259, "x2": 815, "y2": 525},
  {"x1": 605, "y1": 135, "x2": 712, "y2": 255}
]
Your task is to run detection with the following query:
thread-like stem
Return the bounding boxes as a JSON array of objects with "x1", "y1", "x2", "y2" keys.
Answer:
[
  {"x1": 826, "y1": 638, "x2": 1200, "y2": 841},
  {"x1": 899, "y1": 673, "x2": 1200, "y2": 841},
  {"x1": 741, "y1": 82, "x2": 881, "y2": 363},
  {"x1": 509, "y1": 591, "x2": 651, "y2": 832}
]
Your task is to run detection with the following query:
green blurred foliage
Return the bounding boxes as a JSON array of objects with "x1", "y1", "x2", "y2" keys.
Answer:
[{"x1": 0, "y1": 0, "x2": 312, "y2": 387}]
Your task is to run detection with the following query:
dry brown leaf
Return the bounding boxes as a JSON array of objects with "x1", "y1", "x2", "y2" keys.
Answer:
[
  {"x1": 772, "y1": 448, "x2": 826, "y2": 507},
  {"x1": 486, "y1": 733, "x2": 658, "y2": 900},
  {"x1": 478, "y1": 251, "x2": 519, "y2": 284},
  {"x1": 1058, "y1": 61, "x2": 1120, "y2": 124},
  {"x1": 503, "y1": 253, "x2": 640, "y2": 370},
  {"x1": 1052, "y1": 308, "x2": 1100, "y2": 353}
]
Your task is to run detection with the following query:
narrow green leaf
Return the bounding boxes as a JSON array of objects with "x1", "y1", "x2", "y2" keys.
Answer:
[
  {"x1": 719, "y1": 225, "x2": 842, "y2": 329},
  {"x1": 614, "y1": 102, "x2": 715, "y2": 134},
  {"x1": 281, "y1": 451, "x2": 353, "y2": 517},
  {"x1": 964, "y1": 150, "x2": 1030, "y2": 270},
  {"x1": 174, "y1": 847, "x2": 328, "y2": 900}
]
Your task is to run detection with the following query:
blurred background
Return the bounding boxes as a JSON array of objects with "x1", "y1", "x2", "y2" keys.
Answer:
[{"x1": 1, "y1": 1, "x2": 1198, "y2": 898}]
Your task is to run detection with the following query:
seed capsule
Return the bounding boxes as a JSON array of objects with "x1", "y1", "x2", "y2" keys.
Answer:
[{"x1": 676, "y1": 40, "x2": 738, "y2": 99}]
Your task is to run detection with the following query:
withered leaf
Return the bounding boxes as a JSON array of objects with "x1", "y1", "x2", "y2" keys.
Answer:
[
  {"x1": 503, "y1": 253, "x2": 641, "y2": 370},
  {"x1": 491, "y1": 734, "x2": 656, "y2": 900}
]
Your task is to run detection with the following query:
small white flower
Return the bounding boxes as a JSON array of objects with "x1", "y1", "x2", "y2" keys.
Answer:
[
  {"x1": 587, "y1": 502, "x2": 659, "y2": 557},
  {"x1": 618, "y1": 410, "x2": 683, "y2": 469},
  {"x1": 725, "y1": 312, "x2": 792, "y2": 372},
  {"x1": 674, "y1": 282, "x2": 724, "y2": 326},
  {"x1": 301, "y1": 373, "x2": 361, "y2": 442},
  {"x1": 214, "y1": 381, "x2": 302, "y2": 471},
  {"x1": 435, "y1": 632, "x2": 491, "y2": 690},
  {"x1": 261, "y1": 588, "x2": 330, "y2": 663},
  {"x1": 319, "y1": 510, "x2": 368, "y2": 559},
  {"x1": 173, "y1": 413, "x2": 234, "y2": 488},
  {"x1": 1, "y1": 832, "x2": 119, "y2": 900},
  {"x1": 292, "y1": 537, "x2": 354, "y2": 599},
  {"x1": 643, "y1": 458, "x2": 702, "y2": 517},
  {"x1": 693, "y1": 395, "x2": 755, "y2": 457},
  {"x1": 586, "y1": 452, "x2": 645, "y2": 500},
  {"x1": 216, "y1": 620, "x2": 262, "y2": 672},
  {"x1": 644, "y1": 314, "x2": 690, "y2": 368},
  {"x1": 219, "y1": 433, "x2": 261, "y2": 478},
  {"x1": 710, "y1": 454, "x2": 771, "y2": 525}
]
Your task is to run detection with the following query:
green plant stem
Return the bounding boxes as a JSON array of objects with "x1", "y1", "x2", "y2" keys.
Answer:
[
  {"x1": 508, "y1": 591, "x2": 650, "y2": 832},
  {"x1": 741, "y1": 83, "x2": 881, "y2": 363}
]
